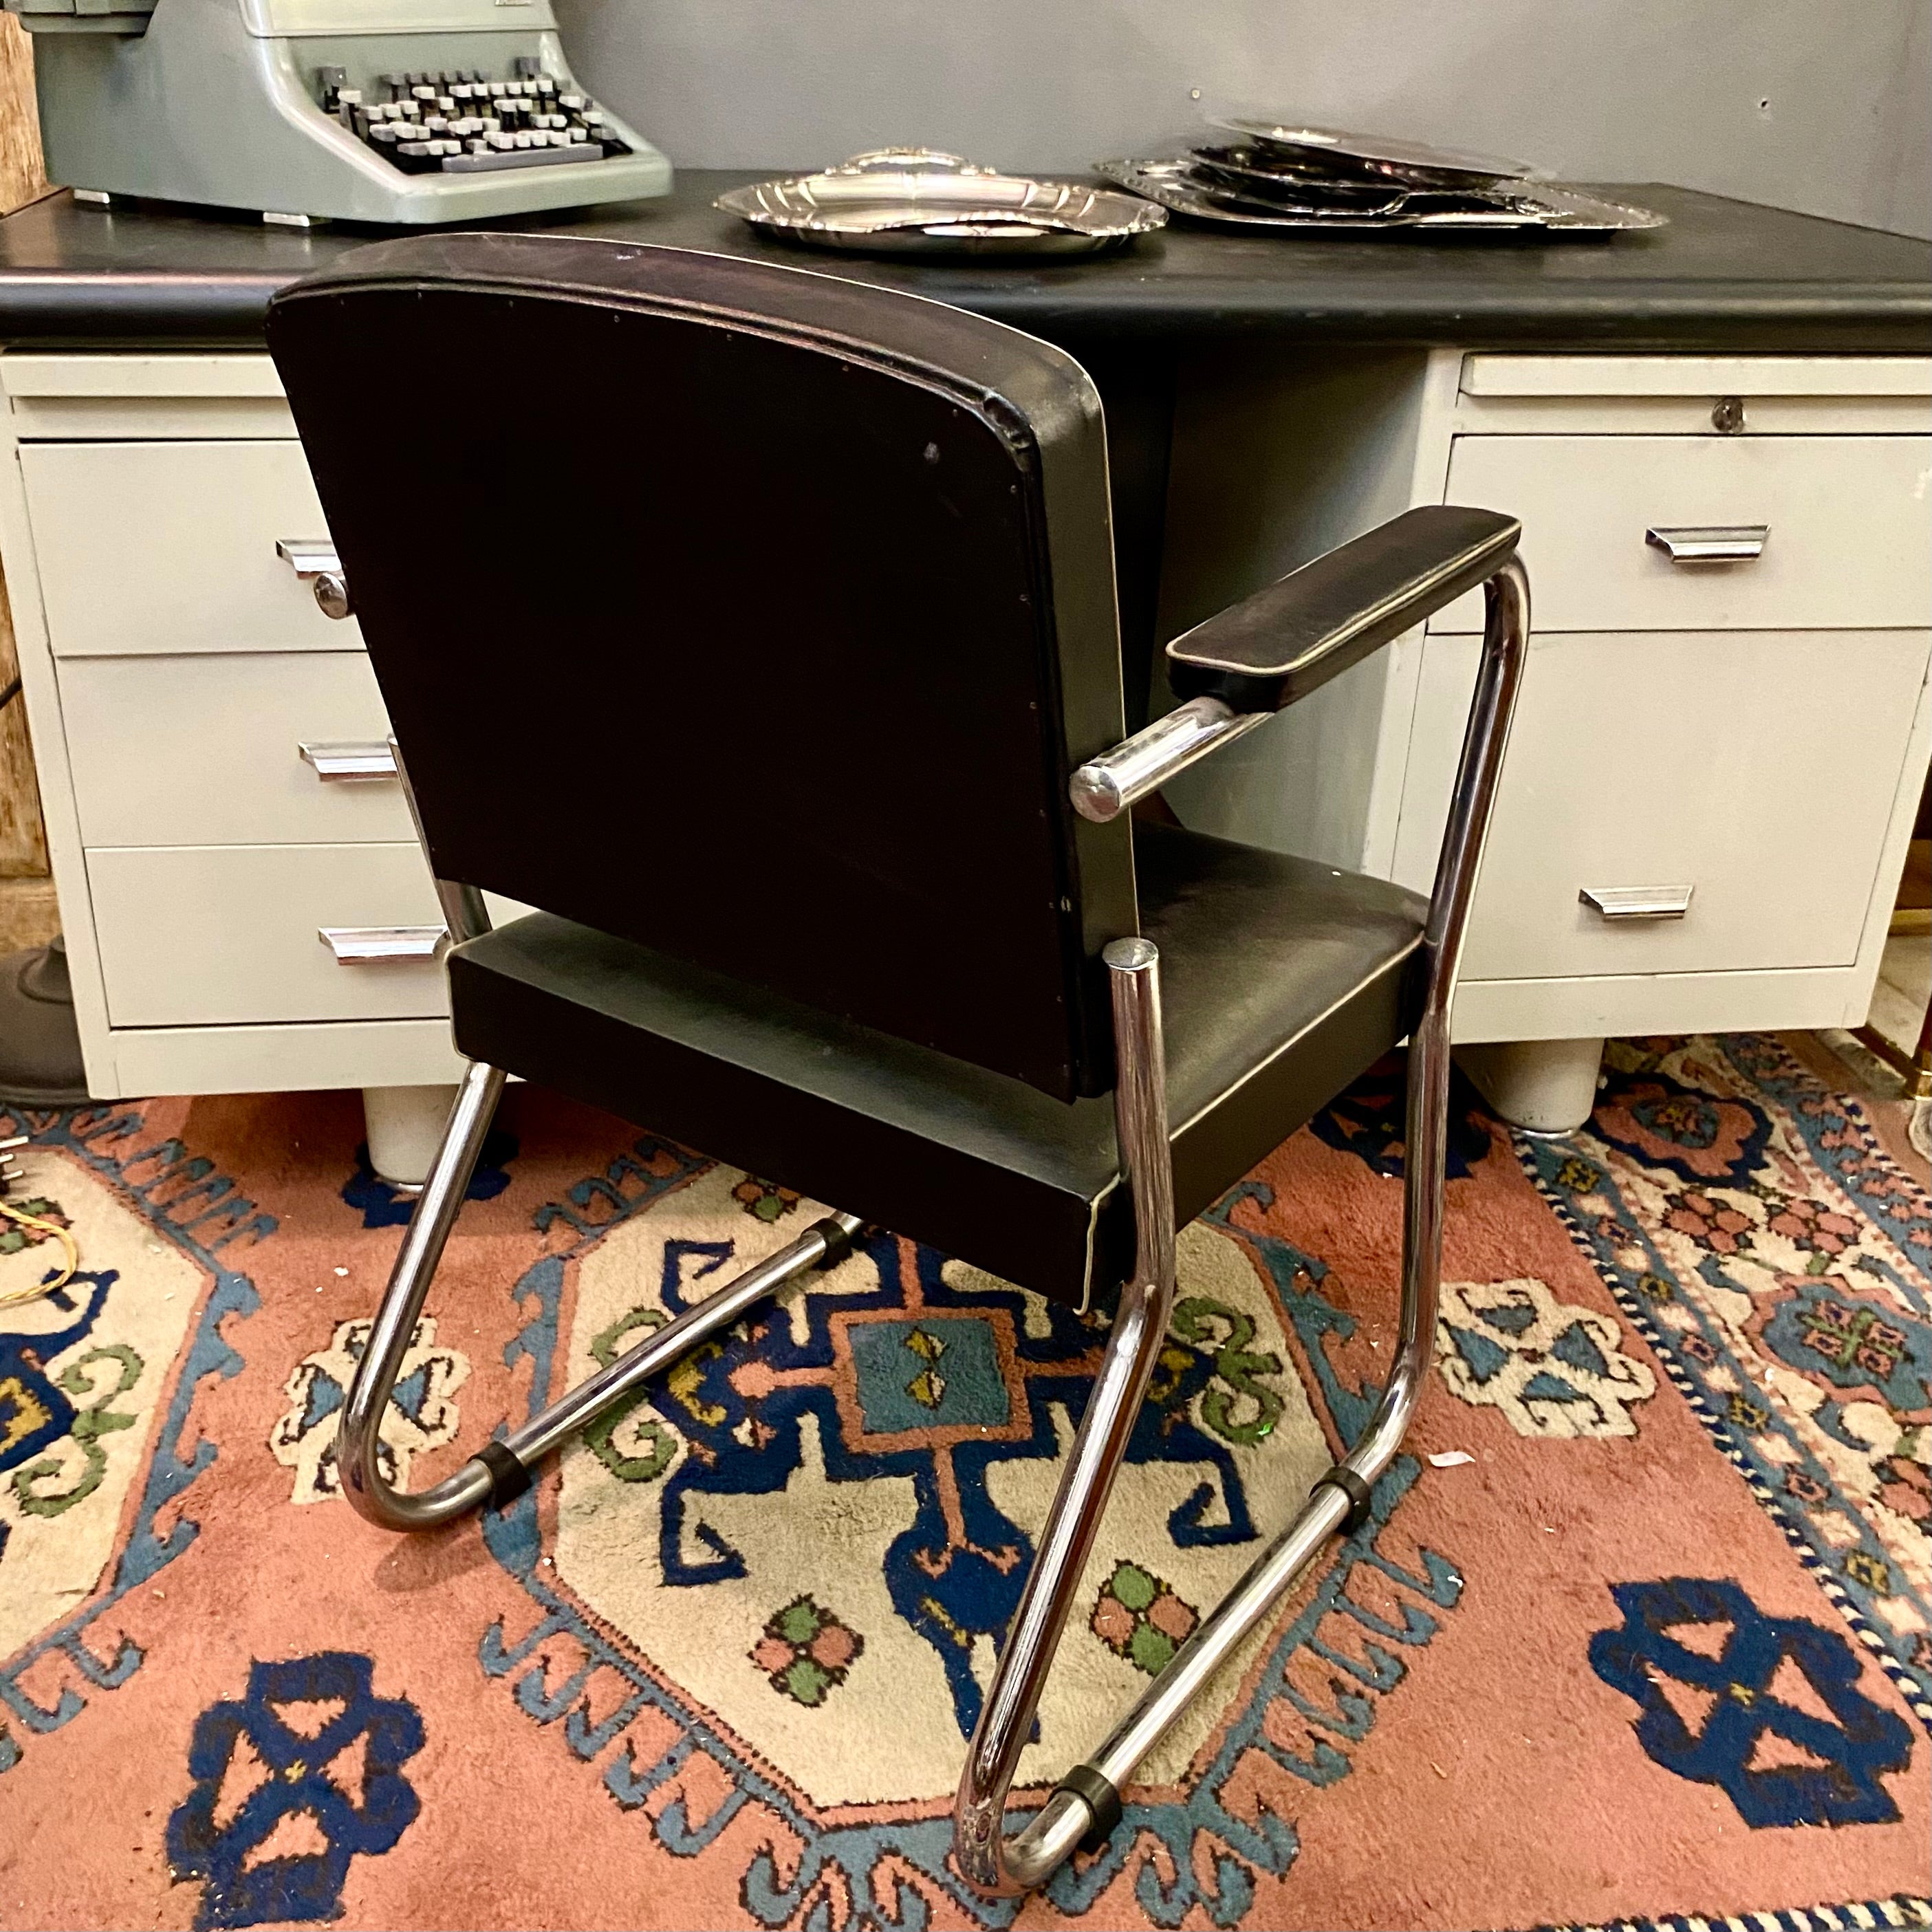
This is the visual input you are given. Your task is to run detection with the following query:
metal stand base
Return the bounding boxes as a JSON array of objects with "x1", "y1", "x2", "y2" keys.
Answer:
[
  {"x1": 0, "y1": 939, "x2": 91, "y2": 1108},
  {"x1": 362, "y1": 1083, "x2": 460, "y2": 1190},
  {"x1": 1458, "y1": 1036, "x2": 1605, "y2": 1136}
]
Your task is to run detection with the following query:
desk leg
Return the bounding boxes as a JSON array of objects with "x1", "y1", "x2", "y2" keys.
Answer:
[
  {"x1": 1457, "y1": 1037, "x2": 1605, "y2": 1137},
  {"x1": 362, "y1": 1082, "x2": 461, "y2": 1189}
]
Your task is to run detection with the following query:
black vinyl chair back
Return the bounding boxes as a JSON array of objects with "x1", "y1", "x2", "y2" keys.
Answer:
[{"x1": 267, "y1": 237, "x2": 1138, "y2": 1100}]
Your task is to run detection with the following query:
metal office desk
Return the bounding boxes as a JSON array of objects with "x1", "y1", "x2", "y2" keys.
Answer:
[{"x1": 0, "y1": 177, "x2": 1926, "y2": 1164}]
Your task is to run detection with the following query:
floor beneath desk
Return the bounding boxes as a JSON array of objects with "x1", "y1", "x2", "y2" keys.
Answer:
[{"x1": 0, "y1": 1036, "x2": 1924, "y2": 1931}]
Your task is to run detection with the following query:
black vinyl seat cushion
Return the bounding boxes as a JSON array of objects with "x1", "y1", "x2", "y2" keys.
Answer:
[{"x1": 449, "y1": 823, "x2": 1426, "y2": 1307}]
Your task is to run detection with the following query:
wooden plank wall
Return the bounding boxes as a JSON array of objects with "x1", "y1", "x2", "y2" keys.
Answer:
[{"x1": 0, "y1": 13, "x2": 56, "y2": 951}]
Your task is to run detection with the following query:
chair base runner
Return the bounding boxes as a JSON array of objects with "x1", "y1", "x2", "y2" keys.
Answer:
[{"x1": 333, "y1": 1056, "x2": 865, "y2": 1533}]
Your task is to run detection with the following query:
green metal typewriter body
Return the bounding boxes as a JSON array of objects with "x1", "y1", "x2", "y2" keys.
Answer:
[{"x1": 6, "y1": 0, "x2": 670, "y2": 224}]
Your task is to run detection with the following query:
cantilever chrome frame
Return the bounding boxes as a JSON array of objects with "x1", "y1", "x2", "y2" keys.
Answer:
[
  {"x1": 338, "y1": 547, "x2": 1526, "y2": 1884},
  {"x1": 333, "y1": 740, "x2": 864, "y2": 1532},
  {"x1": 955, "y1": 555, "x2": 1530, "y2": 1895}
]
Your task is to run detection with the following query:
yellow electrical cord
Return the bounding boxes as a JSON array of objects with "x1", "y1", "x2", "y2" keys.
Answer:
[{"x1": 0, "y1": 1196, "x2": 80, "y2": 1306}]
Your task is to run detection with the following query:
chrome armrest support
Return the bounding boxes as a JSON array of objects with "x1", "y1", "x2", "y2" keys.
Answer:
[
  {"x1": 957, "y1": 552, "x2": 1532, "y2": 1898},
  {"x1": 1071, "y1": 507, "x2": 1523, "y2": 825},
  {"x1": 1341, "y1": 553, "x2": 1529, "y2": 1484},
  {"x1": 1068, "y1": 697, "x2": 1270, "y2": 824}
]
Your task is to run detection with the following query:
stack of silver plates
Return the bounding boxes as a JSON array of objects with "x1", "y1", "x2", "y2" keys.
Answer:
[
  {"x1": 1098, "y1": 120, "x2": 1665, "y2": 234},
  {"x1": 715, "y1": 150, "x2": 1167, "y2": 256}
]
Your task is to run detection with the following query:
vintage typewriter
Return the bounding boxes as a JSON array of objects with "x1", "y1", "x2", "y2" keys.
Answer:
[{"x1": 5, "y1": 0, "x2": 669, "y2": 224}]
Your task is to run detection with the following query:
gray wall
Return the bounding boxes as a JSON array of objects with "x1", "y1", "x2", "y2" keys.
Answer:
[{"x1": 554, "y1": 0, "x2": 1932, "y2": 238}]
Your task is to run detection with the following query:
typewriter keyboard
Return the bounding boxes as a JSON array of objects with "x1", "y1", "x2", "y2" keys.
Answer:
[{"x1": 315, "y1": 61, "x2": 633, "y2": 175}]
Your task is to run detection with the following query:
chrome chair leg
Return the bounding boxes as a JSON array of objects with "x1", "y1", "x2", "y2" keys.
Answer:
[
  {"x1": 335, "y1": 1058, "x2": 862, "y2": 1531},
  {"x1": 338, "y1": 744, "x2": 871, "y2": 1531},
  {"x1": 955, "y1": 936, "x2": 1179, "y2": 1892},
  {"x1": 953, "y1": 556, "x2": 1530, "y2": 1895},
  {"x1": 338, "y1": 1057, "x2": 507, "y2": 1528}
]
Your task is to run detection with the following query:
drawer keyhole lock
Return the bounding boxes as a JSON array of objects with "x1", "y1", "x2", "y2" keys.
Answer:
[
  {"x1": 276, "y1": 538, "x2": 354, "y2": 620},
  {"x1": 1711, "y1": 395, "x2": 1746, "y2": 435},
  {"x1": 312, "y1": 572, "x2": 354, "y2": 622}
]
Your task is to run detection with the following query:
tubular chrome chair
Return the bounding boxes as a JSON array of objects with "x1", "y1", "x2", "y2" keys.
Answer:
[{"x1": 265, "y1": 235, "x2": 1528, "y2": 1898}]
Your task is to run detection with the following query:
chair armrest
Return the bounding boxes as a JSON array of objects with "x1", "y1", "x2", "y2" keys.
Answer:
[
  {"x1": 1164, "y1": 505, "x2": 1521, "y2": 712},
  {"x1": 1069, "y1": 506, "x2": 1521, "y2": 823}
]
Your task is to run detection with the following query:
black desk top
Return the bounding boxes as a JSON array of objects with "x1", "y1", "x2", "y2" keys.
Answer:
[{"x1": 0, "y1": 174, "x2": 1926, "y2": 351}]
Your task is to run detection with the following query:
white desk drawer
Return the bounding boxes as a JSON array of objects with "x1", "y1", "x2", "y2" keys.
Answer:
[
  {"x1": 63, "y1": 653, "x2": 412, "y2": 847},
  {"x1": 1459, "y1": 355, "x2": 1932, "y2": 400},
  {"x1": 1431, "y1": 434, "x2": 1931, "y2": 632},
  {"x1": 88, "y1": 843, "x2": 448, "y2": 1027},
  {"x1": 1, "y1": 353, "x2": 296, "y2": 439},
  {"x1": 21, "y1": 440, "x2": 359, "y2": 658},
  {"x1": 1393, "y1": 628, "x2": 1929, "y2": 980}
]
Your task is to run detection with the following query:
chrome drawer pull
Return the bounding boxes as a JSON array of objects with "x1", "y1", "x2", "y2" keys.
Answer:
[
  {"x1": 299, "y1": 740, "x2": 398, "y2": 782},
  {"x1": 1644, "y1": 524, "x2": 1768, "y2": 565},
  {"x1": 276, "y1": 538, "x2": 340, "y2": 576},
  {"x1": 276, "y1": 537, "x2": 354, "y2": 620},
  {"x1": 1580, "y1": 885, "x2": 1694, "y2": 921},
  {"x1": 318, "y1": 924, "x2": 447, "y2": 964}
]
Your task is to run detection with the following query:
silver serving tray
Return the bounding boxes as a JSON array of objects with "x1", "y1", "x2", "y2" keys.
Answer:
[
  {"x1": 715, "y1": 151, "x2": 1166, "y2": 255},
  {"x1": 1184, "y1": 145, "x2": 1409, "y2": 213},
  {"x1": 1099, "y1": 158, "x2": 1666, "y2": 234},
  {"x1": 1211, "y1": 119, "x2": 1534, "y2": 189}
]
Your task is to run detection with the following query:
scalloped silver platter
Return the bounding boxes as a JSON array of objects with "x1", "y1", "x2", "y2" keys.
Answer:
[
  {"x1": 1211, "y1": 119, "x2": 1534, "y2": 188},
  {"x1": 716, "y1": 152, "x2": 1166, "y2": 256},
  {"x1": 1488, "y1": 185, "x2": 1668, "y2": 231},
  {"x1": 1098, "y1": 159, "x2": 1666, "y2": 235}
]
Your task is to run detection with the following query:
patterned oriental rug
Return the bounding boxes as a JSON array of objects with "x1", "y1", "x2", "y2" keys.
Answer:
[{"x1": 0, "y1": 1033, "x2": 1926, "y2": 1932}]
